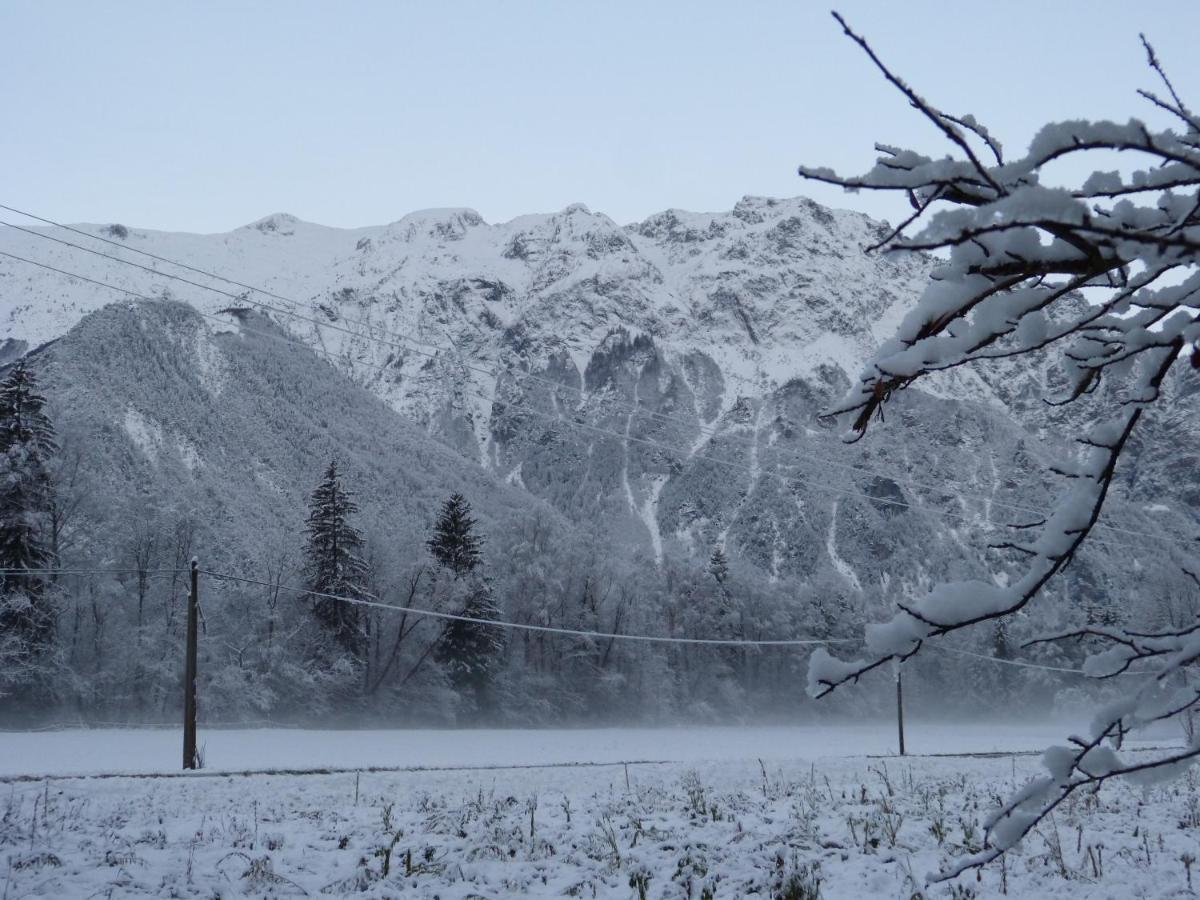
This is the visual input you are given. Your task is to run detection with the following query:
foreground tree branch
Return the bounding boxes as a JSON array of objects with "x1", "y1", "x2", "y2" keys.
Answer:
[{"x1": 802, "y1": 11, "x2": 1200, "y2": 883}]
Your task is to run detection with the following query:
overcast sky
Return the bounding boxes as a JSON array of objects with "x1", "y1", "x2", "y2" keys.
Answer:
[{"x1": 3, "y1": 1, "x2": 1196, "y2": 233}]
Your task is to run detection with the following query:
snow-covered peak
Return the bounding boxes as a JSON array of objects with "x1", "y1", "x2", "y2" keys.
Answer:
[
  {"x1": 240, "y1": 212, "x2": 304, "y2": 233},
  {"x1": 385, "y1": 207, "x2": 485, "y2": 239}
]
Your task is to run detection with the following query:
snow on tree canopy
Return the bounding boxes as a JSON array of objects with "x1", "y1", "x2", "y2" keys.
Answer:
[
  {"x1": 303, "y1": 459, "x2": 372, "y2": 662},
  {"x1": 0, "y1": 360, "x2": 59, "y2": 699}
]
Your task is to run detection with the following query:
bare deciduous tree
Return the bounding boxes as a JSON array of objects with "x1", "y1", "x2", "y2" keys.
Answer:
[{"x1": 801, "y1": 12, "x2": 1200, "y2": 879}]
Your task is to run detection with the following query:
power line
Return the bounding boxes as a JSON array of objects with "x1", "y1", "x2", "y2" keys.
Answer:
[
  {"x1": 204, "y1": 569, "x2": 1156, "y2": 673},
  {"x1": 0, "y1": 202, "x2": 790, "y2": 398},
  {"x1": 0, "y1": 214, "x2": 499, "y2": 377},
  {"x1": 0, "y1": 203, "x2": 803, "y2": 409},
  {"x1": 0, "y1": 204, "x2": 310, "y2": 315},
  {"x1": 0, "y1": 250, "x2": 161, "y2": 303},
  {"x1": 202, "y1": 569, "x2": 852, "y2": 647},
  {"x1": 0, "y1": 202, "x2": 860, "y2": 423},
  {"x1": 0, "y1": 567, "x2": 187, "y2": 577},
  {"x1": 933, "y1": 644, "x2": 1150, "y2": 677},
  {"x1": 4, "y1": 208, "x2": 1189, "y2": 548},
  {"x1": 0, "y1": 249, "x2": 1172, "y2": 560},
  {"x1": 0, "y1": 561, "x2": 1157, "y2": 669}
]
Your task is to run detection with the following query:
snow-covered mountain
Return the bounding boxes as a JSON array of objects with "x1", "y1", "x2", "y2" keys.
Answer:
[
  {"x1": 1, "y1": 197, "x2": 928, "y2": 383},
  {"x1": 6, "y1": 194, "x2": 1199, "y2": 722},
  {"x1": 0, "y1": 196, "x2": 1191, "y2": 593}
]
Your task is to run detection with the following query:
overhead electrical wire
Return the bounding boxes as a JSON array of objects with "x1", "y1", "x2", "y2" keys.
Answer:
[
  {"x1": 0, "y1": 202, "x2": 775, "y2": 392},
  {"x1": 0, "y1": 564, "x2": 1154, "y2": 669},
  {"x1": 201, "y1": 569, "x2": 852, "y2": 647},
  {"x1": 0, "y1": 567, "x2": 187, "y2": 577},
  {"x1": 934, "y1": 644, "x2": 1159, "y2": 678},
  {"x1": 933, "y1": 645, "x2": 1106, "y2": 676}
]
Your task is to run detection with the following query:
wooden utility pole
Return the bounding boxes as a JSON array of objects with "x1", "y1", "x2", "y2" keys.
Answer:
[
  {"x1": 183, "y1": 558, "x2": 199, "y2": 770},
  {"x1": 895, "y1": 659, "x2": 906, "y2": 757}
]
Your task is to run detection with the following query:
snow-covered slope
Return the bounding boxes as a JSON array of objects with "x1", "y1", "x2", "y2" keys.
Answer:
[{"x1": 34, "y1": 300, "x2": 561, "y2": 574}]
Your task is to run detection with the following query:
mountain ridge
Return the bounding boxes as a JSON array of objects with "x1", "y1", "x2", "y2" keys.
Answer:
[{"x1": 1, "y1": 194, "x2": 1191, "y2": 588}]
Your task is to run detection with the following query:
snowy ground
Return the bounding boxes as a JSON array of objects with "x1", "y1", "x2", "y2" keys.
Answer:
[
  {"x1": 0, "y1": 722, "x2": 1177, "y2": 779},
  {"x1": 0, "y1": 724, "x2": 1194, "y2": 897}
]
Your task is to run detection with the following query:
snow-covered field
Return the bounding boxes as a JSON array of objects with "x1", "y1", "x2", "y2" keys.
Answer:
[
  {"x1": 0, "y1": 724, "x2": 1192, "y2": 897},
  {"x1": 0, "y1": 721, "x2": 1178, "y2": 779}
]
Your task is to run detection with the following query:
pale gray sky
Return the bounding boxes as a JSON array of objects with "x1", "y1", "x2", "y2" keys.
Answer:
[{"x1": 2, "y1": 1, "x2": 1196, "y2": 233}]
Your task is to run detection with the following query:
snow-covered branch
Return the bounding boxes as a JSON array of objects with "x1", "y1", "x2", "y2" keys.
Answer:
[
  {"x1": 804, "y1": 11, "x2": 1200, "y2": 882},
  {"x1": 939, "y1": 711, "x2": 1200, "y2": 881}
]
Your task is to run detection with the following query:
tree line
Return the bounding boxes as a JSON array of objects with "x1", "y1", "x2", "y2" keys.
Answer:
[
  {"x1": 0, "y1": 358, "x2": 521, "y2": 721},
  {"x1": 302, "y1": 459, "x2": 503, "y2": 712}
]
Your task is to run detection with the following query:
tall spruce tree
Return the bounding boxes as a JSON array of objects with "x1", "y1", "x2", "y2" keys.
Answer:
[
  {"x1": 426, "y1": 493, "x2": 483, "y2": 579},
  {"x1": 302, "y1": 460, "x2": 369, "y2": 661},
  {"x1": 0, "y1": 361, "x2": 58, "y2": 656},
  {"x1": 708, "y1": 545, "x2": 729, "y2": 585},
  {"x1": 428, "y1": 493, "x2": 502, "y2": 706}
]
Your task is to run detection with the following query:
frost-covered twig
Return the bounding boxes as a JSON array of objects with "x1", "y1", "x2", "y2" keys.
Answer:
[
  {"x1": 1025, "y1": 612, "x2": 1200, "y2": 679},
  {"x1": 939, "y1": 717, "x2": 1200, "y2": 881}
]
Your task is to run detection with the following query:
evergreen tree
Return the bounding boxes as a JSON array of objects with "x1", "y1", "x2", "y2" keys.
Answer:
[
  {"x1": 427, "y1": 493, "x2": 483, "y2": 579},
  {"x1": 0, "y1": 361, "x2": 58, "y2": 657},
  {"x1": 992, "y1": 618, "x2": 1014, "y2": 698},
  {"x1": 708, "y1": 545, "x2": 729, "y2": 585},
  {"x1": 302, "y1": 460, "x2": 369, "y2": 661},
  {"x1": 434, "y1": 579, "x2": 504, "y2": 706},
  {"x1": 427, "y1": 493, "x2": 502, "y2": 708}
]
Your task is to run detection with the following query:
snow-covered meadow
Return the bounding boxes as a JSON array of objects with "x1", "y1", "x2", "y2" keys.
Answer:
[
  {"x1": 1, "y1": 722, "x2": 1170, "y2": 779},
  {"x1": 0, "y1": 724, "x2": 1194, "y2": 897}
]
